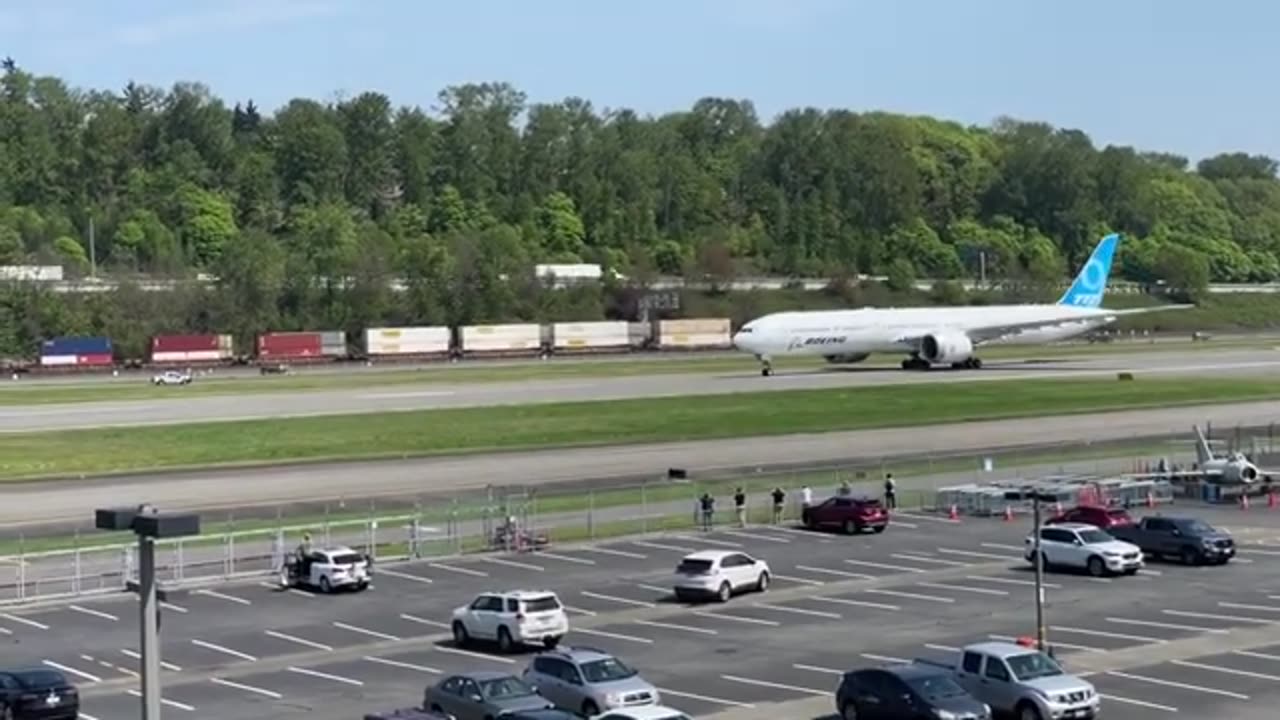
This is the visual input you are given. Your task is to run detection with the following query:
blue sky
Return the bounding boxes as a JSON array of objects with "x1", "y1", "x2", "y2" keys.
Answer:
[{"x1": 1, "y1": 0, "x2": 1275, "y2": 161}]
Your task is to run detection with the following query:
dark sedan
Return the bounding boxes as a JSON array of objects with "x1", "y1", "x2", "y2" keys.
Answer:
[
  {"x1": 0, "y1": 668, "x2": 79, "y2": 720},
  {"x1": 837, "y1": 664, "x2": 990, "y2": 720}
]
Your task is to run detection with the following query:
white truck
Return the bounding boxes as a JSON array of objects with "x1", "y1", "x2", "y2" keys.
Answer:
[{"x1": 916, "y1": 641, "x2": 1100, "y2": 720}]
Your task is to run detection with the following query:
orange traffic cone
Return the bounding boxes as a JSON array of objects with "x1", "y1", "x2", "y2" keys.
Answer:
[
  {"x1": 1269, "y1": 492, "x2": 1277, "y2": 510},
  {"x1": 948, "y1": 504, "x2": 959, "y2": 521},
  {"x1": 1003, "y1": 505, "x2": 1014, "y2": 522}
]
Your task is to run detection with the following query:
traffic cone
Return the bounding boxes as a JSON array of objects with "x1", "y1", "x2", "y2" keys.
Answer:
[
  {"x1": 948, "y1": 504, "x2": 959, "y2": 521},
  {"x1": 1241, "y1": 494, "x2": 1251, "y2": 511},
  {"x1": 1269, "y1": 492, "x2": 1276, "y2": 510},
  {"x1": 1003, "y1": 505, "x2": 1014, "y2": 522}
]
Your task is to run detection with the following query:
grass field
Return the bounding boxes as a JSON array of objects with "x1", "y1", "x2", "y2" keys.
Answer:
[
  {"x1": 1, "y1": 374, "x2": 1274, "y2": 480},
  {"x1": 0, "y1": 335, "x2": 1270, "y2": 407}
]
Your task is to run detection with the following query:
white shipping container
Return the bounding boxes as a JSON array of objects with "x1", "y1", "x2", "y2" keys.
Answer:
[
  {"x1": 365, "y1": 326, "x2": 452, "y2": 356},
  {"x1": 460, "y1": 324, "x2": 542, "y2": 353},
  {"x1": 152, "y1": 350, "x2": 225, "y2": 362},
  {"x1": 38, "y1": 355, "x2": 78, "y2": 366},
  {"x1": 657, "y1": 318, "x2": 733, "y2": 348},
  {"x1": 552, "y1": 321, "x2": 630, "y2": 349}
]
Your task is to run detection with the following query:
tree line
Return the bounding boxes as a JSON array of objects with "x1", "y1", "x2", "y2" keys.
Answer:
[{"x1": 1, "y1": 59, "x2": 1278, "y2": 357}]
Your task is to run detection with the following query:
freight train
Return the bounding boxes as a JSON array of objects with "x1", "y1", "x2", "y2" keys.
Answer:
[{"x1": 16, "y1": 318, "x2": 734, "y2": 374}]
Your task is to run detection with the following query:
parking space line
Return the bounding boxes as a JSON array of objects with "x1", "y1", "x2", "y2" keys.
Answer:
[
  {"x1": 536, "y1": 552, "x2": 597, "y2": 565},
  {"x1": 892, "y1": 512, "x2": 958, "y2": 524},
  {"x1": 1234, "y1": 650, "x2": 1280, "y2": 662},
  {"x1": 364, "y1": 656, "x2": 442, "y2": 674},
  {"x1": 692, "y1": 610, "x2": 780, "y2": 627},
  {"x1": 938, "y1": 548, "x2": 1017, "y2": 561},
  {"x1": 1241, "y1": 547, "x2": 1280, "y2": 556},
  {"x1": 724, "y1": 530, "x2": 790, "y2": 543},
  {"x1": 0, "y1": 627, "x2": 8, "y2": 635},
  {"x1": 1, "y1": 613, "x2": 48, "y2": 630},
  {"x1": 989, "y1": 634, "x2": 1104, "y2": 653},
  {"x1": 42, "y1": 659, "x2": 101, "y2": 683},
  {"x1": 1173, "y1": 659, "x2": 1280, "y2": 682},
  {"x1": 971, "y1": 575, "x2": 1061, "y2": 589},
  {"x1": 562, "y1": 605, "x2": 598, "y2": 617},
  {"x1": 581, "y1": 590, "x2": 655, "y2": 608},
  {"x1": 917, "y1": 581, "x2": 1008, "y2": 596},
  {"x1": 673, "y1": 534, "x2": 742, "y2": 548},
  {"x1": 810, "y1": 596, "x2": 899, "y2": 611},
  {"x1": 427, "y1": 562, "x2": 488, "y2": 577},
  {"x1": 796, "y1": 565, "x2": 873, "y2": 580},
  {"x1": 636, "y1": 584, "x2": 670, "y2": 594},
  {"x1": 634, "y1": 619, "x2": 717, "y2": 635},
  {"x1": 193, "y1": 589, "x2": 251, "y2": 605},
  {"x1": 772, "y1": 573, "x2": 825, "y2": 586},
  {"x1": 924, "y1": 644, "x2": 959, "y2": 652},
  {"x1": 657, "y1": 687, "x2": 755, "y2": 708},
  {"x1": 1100, "y1": 694, "x2": 1178, "y2": 712},
  {"x1": 1106, "y1": 670, "x2": 1249, "y2": 700},
  {"x1": 860, "y1": 653, "x2": 909, "y2": 664},
  {"x1": 265, "y1": 630, "x2": 334, "y2": 651},
  {"x1": 482, "y1": 557, "x2": 545, "y2": 572},
  {"x1": 159, "y1": 601, "x2": 188, "y2": 614},
  {"x1": 333, "y1": 621, "x2": 401, "y2": 642},
  {"x1": 435, "y1": 645, "x2": 516, "y2": 664},
  {"x1": 573, "y1": 627, "x2": 653, "y2": 644},
  {"x1": 1162, "y1": 609, "x2": 1271, "y2": 624},
  {"x1": 753, "y1": 602, "x2": 841, "y2": 619},
  {"x1": 211, "y1": 677, "x2": 283, "y2": 699},
  {"x1": 1050, "y1": 626, "x2": 1166, "y2": 644},
  {"x1": 120, "y1": 649, "x2": 180, "y2": 672},
  {"x1": 376, "y1": 568, "x2": 435, "y2": 584},
  {"x1": 191, "y1": 639, "x2": 257, "y2": 662},
  {"x1": 794, "y1": 663, "x2": 843, "y2": 675},
  {"x1": 865, "y1": 589, "x2": 954, "y2": 603},
  {"x1": 400, "y1": 613, "x2": 449, "y2": 629},
  {"x1": 1219, "y1": 601, "x2": 1280, "y2": 613},
  {"x1": 981, "y1": 542, "x2": 1024, "y2": 552},
  {"x1": 721, "y1": 675, "x2": 826, "y2": 695},
  {"x1": 1106, "y1": 617, "x2": 1229, "y2": 634},
  {"x1": 583, "y1": 546, "x2": 648, "y2": 559},
  {"x1": 69, "y1": 605, "x2": 118, "y2": 622},
  {"x1": 631, "y1": 540, "x2": 696, "y2": 553},
  {"x1": 287, "y1": 666, "x2": 363, "y2": 686},
  {"x1": 79, "y1": 713, "x2": 101, "y2": 720},
  {"x1": 892, "y1": 553, "x2": 968, "y2": 567},
  {"x1": 843, "y1": 559, "x2": 926, "y2": 573},
  {"x1": 126, "y1": 690, "x2": 195, "y2": 711}
]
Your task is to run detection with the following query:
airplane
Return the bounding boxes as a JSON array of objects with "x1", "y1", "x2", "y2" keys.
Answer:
[
  {"x1": 730, "y1": 233, "x2": 1194, "y2": 376},
  {"x1": 1129, "y1": 425, "x2": 1275, "y2": 485}
]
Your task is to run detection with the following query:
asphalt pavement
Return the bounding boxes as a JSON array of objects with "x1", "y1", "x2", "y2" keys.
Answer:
[{"x1": 7, "y1": 504, "x2": 1280, "y2": 719}]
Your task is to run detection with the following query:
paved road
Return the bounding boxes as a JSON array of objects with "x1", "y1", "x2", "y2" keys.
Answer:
[
  {"x1": 4, "y1": 347, "x2": 1280, "y2": 432},
  {"x1": 8, "y1": 504, "x2": 1280, "y2": 720}
]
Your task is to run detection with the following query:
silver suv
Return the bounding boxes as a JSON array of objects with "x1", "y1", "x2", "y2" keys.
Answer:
[{"x1": 522, "y1": 646, "x2": 659, "y2": 717}]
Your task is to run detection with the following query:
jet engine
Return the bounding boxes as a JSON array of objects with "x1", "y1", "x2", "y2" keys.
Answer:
[
  {"x1": 1223, "y1": 456, "x2": 1259, "y2": 484},
  {"x1": 921, "y1": 332, "x2": 974, "y2": 364},
  {"x1": 824, "y1": 353, "x2": 870, "y2": 364}
]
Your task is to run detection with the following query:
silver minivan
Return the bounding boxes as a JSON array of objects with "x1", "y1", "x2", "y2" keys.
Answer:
[{"x1": 522, "y1": 646, "x2": 659, "y2": 717}]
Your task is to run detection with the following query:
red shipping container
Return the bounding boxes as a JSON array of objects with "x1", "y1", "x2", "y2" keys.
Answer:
[
  {"x1": 259, "y1": 332, "x2": 322, "y2": 358},
  {"x1": 153, "y1": 334, "x2": 219, "y2": 352},
  {"x1": 77, "y1": 353, "x2": 114, "y2": 366}
]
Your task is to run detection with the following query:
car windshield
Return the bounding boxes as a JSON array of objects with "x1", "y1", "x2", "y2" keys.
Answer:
[
  {"x1": 1178, "y1": 520, "x2": 1214, "y2": 534},
  {"x1": 522, "y1": 596, "x2": 561, "y2": 613},
  {"x1": 677, "y1": 559, "x2": 713, "y2": 574},
  {"x1": 14, "y1": 670, "x2": 65, "y2": 689},
  {"x1": 480, "y1": 676, "x2": 537, "y2": 699},
  {"x1": 1078, "y1": 529, "x2": 1112, "y2": 544},
  {"x1": 906, "y1": 674, "x2": 967, "y2": 699},
  {"x1": 330, "y1": 553, "x2": 362, "y2": 565},
  {"x1": 1006, "y1": 652, "x2": 1064, "y2": 680},
  {"x1": 580, "y1": 657, "x2": 638, "y2": 683}
]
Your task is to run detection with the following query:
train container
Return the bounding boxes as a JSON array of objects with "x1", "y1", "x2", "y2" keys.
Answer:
[
  {"x1": 364, "y1": 327, "x2": 451, "y2": 357},
  {"x1": 38, "y1": 353, "x2": 113, "y2": 367},
  {"x1": 655, "y1": 318, "x2": 733, "y2": 350},
  {"x1": 150, "y1": 334, "x2": 234, "y2": 364},
  {"x1": 39, "y1": 335, "x2": 114, "y2": 367},
  {"x1": 459, "y1": 324, "x2": 543, "y2": 355},
  {"x1": 258, "y1": 331, "x2": 323, "y2": 360},
  {"x1": 550, "y1": 321, "x2": 631, "y2": 353},
  {"x1": 319, "y1": 330, "x2": 347, "y2": 356}
]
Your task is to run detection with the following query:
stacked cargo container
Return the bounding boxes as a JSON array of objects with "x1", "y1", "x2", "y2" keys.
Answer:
[
  {"x1": 655, "y1": 318, "x2": 733, "y2": 350},
  {"x1": 551, "y1": 321, "x2": 631, "y2": 354},
  {"x1": 39, "y1": 336, "x2": 114, "y2": 367},
  {"x1": 151, "y1": 334, "x2": 235, "y2": 364},
  {"x1": 257, "y1": 331, "x2": 347, "y2": 362},
  {"x1": 364, "y1": 327, "x2": 451, "y2": 359},
  {"x1": 459, "y1": 324, "x2": 543, "y2": 356}
]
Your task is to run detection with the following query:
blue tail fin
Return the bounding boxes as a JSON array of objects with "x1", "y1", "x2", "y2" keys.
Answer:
[{"x1": 1057, "y1": 233, "x2": 1120, "y2": 308}]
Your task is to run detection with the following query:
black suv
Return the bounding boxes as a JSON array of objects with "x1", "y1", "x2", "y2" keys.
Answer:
[
  {"x1": 837, "y1": 664, "x2": 990, "y2": 720},
  {"x1": 0, "y1": 668, "x2": 78, "y2": 720}
]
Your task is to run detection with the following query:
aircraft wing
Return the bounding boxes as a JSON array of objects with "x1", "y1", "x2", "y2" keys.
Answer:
[{"x1": 894, "y1": 305, "x2": 1196, "y2": 347}]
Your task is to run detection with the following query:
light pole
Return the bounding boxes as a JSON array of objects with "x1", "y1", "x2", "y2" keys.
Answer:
[
  {"x1": 1032, "y1": 492, "x2": 1046, "y2": 651},
  {"x1": 96, "y1": 505, "x2": 200, "y2": 720}
]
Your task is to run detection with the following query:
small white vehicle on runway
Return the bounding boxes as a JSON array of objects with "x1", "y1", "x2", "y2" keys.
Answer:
[
  {"x1": 151, "y1": 370, "x2": 192, "y2": 385},
  {"x1": 279, "y1": 545, "x2": 372, "y2": 593}
]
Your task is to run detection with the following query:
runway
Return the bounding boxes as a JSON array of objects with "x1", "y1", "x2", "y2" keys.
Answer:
[{"x1": 4, "y1": 347, "x2": 1280, "y2": 433}]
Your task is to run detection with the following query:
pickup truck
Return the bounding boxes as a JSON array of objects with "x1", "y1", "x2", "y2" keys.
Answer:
[
  {"x1": 1108, "y1": 515, "x2": 1235, "y2": 565},
  {"x1": 917, "y1": 641, "x2": 1100, "y2": 720}
]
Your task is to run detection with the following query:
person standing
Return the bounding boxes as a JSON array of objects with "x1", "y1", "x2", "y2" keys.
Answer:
[
  {"x1": 770, "y1": 487, "x2": 786, "y2": 524},
  {"x1": 734, "y1": 487, "x2": 747, "y2": 527},
  {"x1": 884, "y1": 473, "x2": 897, "y2": 509},
  {"x1": 801, "y1": 484, "x2": 813, "y2": 510},
  {"x1": 699, "y1": 492, "x2": 715, "y2": 531}
]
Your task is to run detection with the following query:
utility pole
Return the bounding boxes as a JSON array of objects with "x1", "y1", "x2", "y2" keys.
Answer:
[
  {"x1": 1032, "y1": 492, "x2": 1047, "y2": 651},
  {"x1": 88, "y1": 216, "x2": 97, "y2": 278}
]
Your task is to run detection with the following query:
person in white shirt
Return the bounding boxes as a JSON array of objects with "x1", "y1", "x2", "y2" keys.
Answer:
[{"x1": 801, "y1": 485, "x2": 813, "y2": 509}]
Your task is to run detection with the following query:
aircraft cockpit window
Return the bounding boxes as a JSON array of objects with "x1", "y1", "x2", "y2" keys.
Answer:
[{"x1": 738, "y1": 327, "x2": 753, "y2": 333}]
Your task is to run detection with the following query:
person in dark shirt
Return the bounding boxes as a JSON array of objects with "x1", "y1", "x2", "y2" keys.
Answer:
[
  {"x1": 770, "y1": 487, "x2": 786, "y2": 524},
  {"x1": 698, "y1": 492, "x2": 715, "y2": 531},
  {"x1": 733, "y1": 487, "x2": 747, "y2": 527}
]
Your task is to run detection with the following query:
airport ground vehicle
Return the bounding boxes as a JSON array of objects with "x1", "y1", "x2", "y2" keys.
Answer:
[
  {"x1": 423, "y1": 672, "x2": 554, "y2": 720},
  {"x1": 451, "y1": 590, "x2": 570, "y2": 653},
  {"x1": 917, "y1": 642, "x2": 1099, "y2": 720},
  {"x1": 672, "y1": 550, "x2": 771, "y2": 603},
  {"x1": 586, "y1": 707, "x2": 693, "y2": 720},
  {"x1": 0, "y1": 667, "x2": 80, "y2": 720},
  {"x1": 1109, "y1": 515, "x2": 1235, "y2": 565},
  {"x1": 801, "y1": 495, "x2": 889, "y2": 534},
  {"x1": 278, "y1": 546, "x2": 371, "y2": 593},
  {"x1": 1024, "y1": 522, "x2": 1143, "y2": 577},
  {"x1": 150, "y1": 369, "x2": 192, "y2": 385},
  {"x1": 523, "y1": 646, "x2": 659, "y2": 717},
  {"x1": 836, "y1": 663, "x2": 991, "y2": 720},
  {"x1": 1045, "y1": 504, "x2": 1135, "y2": 529}
]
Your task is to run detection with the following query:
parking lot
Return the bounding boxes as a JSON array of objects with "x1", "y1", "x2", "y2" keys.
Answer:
[{"x1": 9, "y1": 504, "x2": 1280, "y2": 719}]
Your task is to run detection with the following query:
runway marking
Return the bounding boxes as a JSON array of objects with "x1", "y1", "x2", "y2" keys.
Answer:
[
  {"x1": 376, "y1": 568, "x2": 435, "y2": 584},
  {"x1": 1173, "y1": 659, "x2": 1280, "y2": 682},
  {"x1": 752, "y1": 602, "x2": 840, "y2": 619},
  {"x1": 917, "y1": 581, "x2": 1008, "y2": 596},
  {"x1": 1106, "y1": 671, "x2": 1248, "y2": 700},
  {"x1": 970, "y1": 575, "x2": 1061, "y2": 589},
  {"x1": 581, "y1": 590, "x2": 655, "y2": 608},
  {"x1": 435, "y1": 645, "x2": 515, "y2": 664},
  {"x1": 363, "y1": 655, "x2": 442, "y2": 674},
  {"x1": 892, "y1": 511, "x2": 959, "y2": 524},
  {"x1": 160, "y1": 601, "x2": 188, "y2": 614},
  {"x1": 120, "y1": 649, "x2": 180, "y2": 671},
  {"x1": 692, "y1": 610, "x2": 780, "y2": 627},
  {"x1": 1233, "y1": 649, "x2": 1280, "y2": 662},
  {"x1": 924, "y1": 644, "x2": 960, "y2": 652},
  {"x1": 482, "y1": 556, "x2": 544, "y2": 572},
  {"x1": 1100, "y1": 694, "x2": 1178, "y2": 712},
  {"x1": 938, "y1": 548, "x2": 1019, "y2": 561},
  {"x1": 860, "y1": 653, "x2": 910, "y2": 664},
  {"x1": 631, "y1": 540, "x2": 695, "y2": 553},
  {"x1": 211, "y1": 677, "x2": 283, "y2": 699},
  {"x1": 126, "y1": 690, "x2": 195, "y2": 711},
  {"x1": 981, "y1": 542, "x2": 1025, "y2": 552},
  {"x1": 1104, "y1": 617, "x2": 1229, "y2": 634},
  {"x1": 772, "y1": 573, "x2": 825, "y2": 586},
  {"x1": 634, "y1": 619, "x2": 717, "y2": 635},
  {"x1": 724, "y1": 530, "x2": 790, "y2": 543},
  {"x1": 636, "y1": 584, "x2": 670, "y2": 594},
  {"x1": 865, "y1": 588, "x2": 954, "y2": 603},
  {"x1": 721, "y1": 674, "x2": 826, "y2": 696},
  {"x1": 535, "y1": 551, "x2": 596, "y2": 565},
  {"x1": 673, "y1": 534, "x2": 742, "y2": 548},
  {"x1": 265, "y1": 630, "x2": 333, "y2": 651},
  {"x1": 333, "y1": 621, "x2": 401, "y2": 642},
  {"x1": 1, "y1": 612, "x2": 48, "y2": 630},
  {"x1": 1050, "y1": 626, "x2": 1166, "y2": 644},
  {"x1": 572, "y1": 627, "x2": 653, "y2": 644},
  {"x1": 843, "y1": 559, "x2": 926, "y2": 573},
  {"x1": 194, "y1": 589, "x2": 251, "y2": 605},
  {"x1": 989, "y1": 634, "x2": 1104, "y2": 653},
  {"x1": 656, "y1": 687, "x2": 754, "y2": 708},
  {"x1": 891, "y1": 553, "x2": 968, "y2": 567},
  {"x1": 427, "y1": 562, "x2": 488, "y2": 577},
  {"x1": 1162, "y1": 608, "x2": 1271, "y2": 624},
  {"x1": 582, "y1": 546, "x2": 647, "y2": 560},
  {"x1": 796, "y1": 565, "x2": 873, "y2": 580},
  {"x1": 400, "y1": 613, "x2": 450, "y2": 629},
  {"x1": 810, "y1": 596, "x2": 899, "y2": 611},
  {"x1": 69, "y1": 605, "x2": 118, "y2": 622},
  {"x1": 287, "y1": 666, "x2": 363, "y2": 686},
  {"x1": 794, "y1": 663, "x2": 844, "y2": 675},
  {"x1": 562, "y1": 605, "x2": 598, "y2": 617},
  {"x1": 191, "y1": 639, "x2": 257, "y2": 662},
  {"x1": 42, "y1": 660, "x2": 101, "y2": 683},
  {"x1": 1219, "y1": 601, "x2": 1280, "y2": 613}
]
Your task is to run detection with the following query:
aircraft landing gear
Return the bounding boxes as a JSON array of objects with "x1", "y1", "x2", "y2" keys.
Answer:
[
  {"x1": 949, "y1": 357, "x2": 983, "y2": 370},
  {"x1": 759, "y1": 356, "x2": 773, "y2": 377},
  {"x1": 901, "y1": 355, "x2": 931, "y2": 371}
]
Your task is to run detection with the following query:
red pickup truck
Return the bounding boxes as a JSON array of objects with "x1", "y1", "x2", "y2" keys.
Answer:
[{"x1": 802, "y1": 496, "x2": 890, "y2": 534}]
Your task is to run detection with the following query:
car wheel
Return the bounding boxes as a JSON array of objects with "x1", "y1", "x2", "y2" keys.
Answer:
[
  {"x1": 717, "y1": 581, "x2": 732, "y2": 603},
  {"x1": 756, "y1": 571, "x2": 770, "y2": 592},
  {"x1": 1181, "y1": 546, "x2": 1200, "y2": 566},
  {"x1": 319, "y1": 576, "x2": 331, "y2": 593},
  {"x1": 1017, "y1": 700, "x2": 1044, "y2": 720},
  {"x1": 843, "y1": 519, "x2": 857, "y2": 535},
  {"x1": 841, "y1": 701, "x2": 858, "y2": 720},
  {"x1": 1038, "y1": 551, "x2": 1051, "y2": 571},
  {"x1": 543, "y1": 635, "x2": 561, "y2": 649},
  {"x1": 1087, "y1": 556, "x2": 1105, "y2": 577},
  {"x1": 582, "y1": 700, "x2": 600, "y2": 717},
  {"x1": 497, "y1": 626, "x2": 515, "y2": 653},
  {"x1": 872, "y1": 525, "x2": 885, "y2": 534},
  {"x1": 452, "y1": 621, "x2": 470, "y2": 646}
]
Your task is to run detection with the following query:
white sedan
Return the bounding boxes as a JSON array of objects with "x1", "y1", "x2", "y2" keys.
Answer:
[
  {"x1": 151, "y1": 370, "x2": 192, "y2": 386},
  {"x1": 672, "y1": 550, "x2": 771, "y2": 603}
]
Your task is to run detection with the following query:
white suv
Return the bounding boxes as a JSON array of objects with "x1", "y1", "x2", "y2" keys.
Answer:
[
  {"x1": 1025, "y1": 522, "x2": 1143, "y2": 577},
  {"x1": 672, "y1": 550, "x2": 771, "y2": 603},
  {"x1": 451, "y1": 590, "x2": 570, "y2": 653}
]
